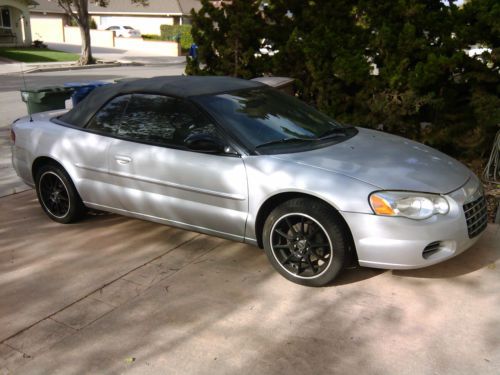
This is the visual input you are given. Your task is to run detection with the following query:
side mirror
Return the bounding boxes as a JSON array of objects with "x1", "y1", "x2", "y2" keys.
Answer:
[{"x1": 185, "y1": 133, "x2": 230, "y2": 154}]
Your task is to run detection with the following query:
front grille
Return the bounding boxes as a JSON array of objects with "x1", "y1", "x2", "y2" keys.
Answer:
[
  {"x1": 423, "y1": 241, "x2": 441, "y2": 259},
  {"x1": 463, "y1": 195, "x2": 488, "y2": 238}
]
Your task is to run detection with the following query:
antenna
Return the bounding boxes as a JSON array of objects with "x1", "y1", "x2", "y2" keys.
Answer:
[{"x1": 20, "y1": 62, "x2": 33, "y2": 122}]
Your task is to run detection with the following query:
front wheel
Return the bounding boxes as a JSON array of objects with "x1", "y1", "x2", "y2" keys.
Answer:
[
  {"x1": 263, "y1": 198, "x2": 347, "y2": 287},
  {"x1": 35, "y1": 164, "x2": 86, "y2": 223}
]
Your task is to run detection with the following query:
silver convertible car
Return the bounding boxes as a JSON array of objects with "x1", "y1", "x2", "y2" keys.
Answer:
[{"x1": 11, "y1": 76, "x2": 487, "y2": 286}]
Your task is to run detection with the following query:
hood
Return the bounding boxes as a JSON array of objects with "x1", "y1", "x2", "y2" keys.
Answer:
[{"x1": 272, "y1": 127, "x2": 471, "y2": 194}]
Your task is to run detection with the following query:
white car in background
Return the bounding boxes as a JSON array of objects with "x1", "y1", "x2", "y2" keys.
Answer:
[{"x1": 106, "y1": 26, "x2": 141, "y2": 38}]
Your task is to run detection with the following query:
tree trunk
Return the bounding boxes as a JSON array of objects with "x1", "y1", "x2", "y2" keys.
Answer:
[
  {"x1": 78, "y1": 21, "x2": 93, "y2": 65},
  {"x1": 76, "y1": 0, "x2": 93, "y2": 65}
]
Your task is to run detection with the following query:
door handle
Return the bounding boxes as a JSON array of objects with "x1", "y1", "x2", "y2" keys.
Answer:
[{"x1": 115, "y1": 155, "x2": 132, "y2": 165}]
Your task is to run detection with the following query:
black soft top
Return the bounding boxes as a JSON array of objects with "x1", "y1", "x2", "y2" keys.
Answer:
[{"x1": 59, "y1": 75, "x2": 264, "y2": 128}]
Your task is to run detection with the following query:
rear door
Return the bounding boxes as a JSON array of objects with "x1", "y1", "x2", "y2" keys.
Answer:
[{"x1": 107, "y1": 94, "x2": 249, "y2": 240}]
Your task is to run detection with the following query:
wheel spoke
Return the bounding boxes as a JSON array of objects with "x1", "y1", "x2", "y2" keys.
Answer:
[
  {"x1": 284, "y1": 217, "x2": 298, "y2": 235},
  {"x1": 275, "y1": 229, "x2": 292, "y2": 240},
  {"x1": 62, "y1": 200, "x2": 68, "y2": 212},
  {"x1": 42, "y1": 178, "x2": 51, "y2": 192},
  {"x1": 50, "y1": 178, "x2": 57, "y2": 191},
  {"x1": 273, "y1": 244, "x2": 290, "y2": 249},
  {"x1": 311, "y1": 248, "x2": 328, "y2": 262},
  {"x1": 300, "y1": 216, "x2": 305, "y2": 233},
  {"x1": 306, "y1": 255, "x2": 317, "y2": 272},
  {"x1": 307, "y1": 225, "x2": 319, "y2": 239},
  {"x1": 281, "y1": 253, "x2": 295, "y2": 265},
  {"x1": 296, "y1": 259, "x2": 302, "y2": 275}
]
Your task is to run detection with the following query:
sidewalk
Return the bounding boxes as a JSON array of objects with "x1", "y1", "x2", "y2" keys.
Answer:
[
  {"x1": 47, "y1": 42, "x2": 186, "y2": 66},
  {"x1": 0, "y1": 43, "x2": 185, "y2": 76},
  {"x1": 0, "y1": 60, "x2": 136, "y2": 76}
]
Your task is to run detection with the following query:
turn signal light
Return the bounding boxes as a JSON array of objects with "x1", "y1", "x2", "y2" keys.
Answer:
[
  {"x1": 369, "y1": 195, "x2": 395, "y2": 215},
  {"x1": 10, "y1": 129, "x2": 15, "y2": 144}
]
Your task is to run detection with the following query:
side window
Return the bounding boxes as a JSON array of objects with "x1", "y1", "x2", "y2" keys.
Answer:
[
  {"x1": 87, "y1": 95, "x2": 130, "y2": 135},
  {"x1": 119, "y1": 94, "x2": 219, "y2": 148}
]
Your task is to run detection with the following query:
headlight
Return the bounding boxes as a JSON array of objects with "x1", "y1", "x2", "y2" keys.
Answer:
[{"x1": 369, "y1": 191, "x2": 449, "y2": 220}]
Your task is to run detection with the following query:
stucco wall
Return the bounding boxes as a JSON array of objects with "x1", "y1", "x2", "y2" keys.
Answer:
[
  {"x1": 63, "y1": 26, "x2": 115, "y2": 47},
  {"x1": 115, "y1": 38, "x2": 180, "y2": 56},
  {"x1": 30, "y1": 13, "x2": 64, "y2": 42}
]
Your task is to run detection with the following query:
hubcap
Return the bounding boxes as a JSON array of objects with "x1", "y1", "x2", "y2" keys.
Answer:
[
  {"x1": 270, "y1": 213, "x2": 333, "y2": 279},
  {"x1": 39, "y1": 171, "x2": 70, "y2": 218}
]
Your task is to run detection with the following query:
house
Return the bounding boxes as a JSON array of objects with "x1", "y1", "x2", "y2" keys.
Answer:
[
  {"x1": 30, "y1": 0, "x2": 202, "y2": 40},
  {"x1": 0, "y1": 0, "x2": 35, "y2": 46}
]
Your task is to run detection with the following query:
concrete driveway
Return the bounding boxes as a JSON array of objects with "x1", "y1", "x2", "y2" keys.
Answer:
[
  {"x1": 0, "y1": 189, "x2": 499, "y2": 375},
  {"x1": 1, "y1": 65, "x2": 499, "y2": 374}
]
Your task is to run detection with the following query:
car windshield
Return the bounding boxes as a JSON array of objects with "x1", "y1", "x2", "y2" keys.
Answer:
[
  {"x1": 123, "y1": 26, "x2": 133, "y2": 29},
  {"x1": 195, "y1": 87, "x2": 349, "y2": 152}
]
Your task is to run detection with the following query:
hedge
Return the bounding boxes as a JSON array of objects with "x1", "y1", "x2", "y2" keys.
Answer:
[{"x1": 160, "y1": 25, "x2": 193, "y2": 50}]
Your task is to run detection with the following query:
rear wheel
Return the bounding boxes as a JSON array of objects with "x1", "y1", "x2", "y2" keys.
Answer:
[
  {"x1": 263, "y1": 198, "x2": 347, "y2": 287},
  {"x1": 35, "y1": 164, "x2": 85, "y2": 223}
]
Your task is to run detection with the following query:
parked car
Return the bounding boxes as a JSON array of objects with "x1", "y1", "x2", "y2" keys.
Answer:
[
  {"x1": 10, "y1": 76, "x2": 487, "y2": 286},
  {"x1": 105, "y1": 25, "x2": 141, "y2": 38}
]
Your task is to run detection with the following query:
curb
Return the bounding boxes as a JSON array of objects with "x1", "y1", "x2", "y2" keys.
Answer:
[
  {"x1": 26, "y1": 61, "x2": 143, "y2": 74},
  {"x1": 0, "y1": 59, "x2": 185, "y2": 75}
]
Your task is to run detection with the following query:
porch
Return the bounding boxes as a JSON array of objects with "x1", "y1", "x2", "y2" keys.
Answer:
[{"x1": 0, "y1": 0, "x2": 35, "y2": 47}]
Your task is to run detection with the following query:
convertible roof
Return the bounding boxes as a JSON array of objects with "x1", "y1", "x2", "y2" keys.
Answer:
[{"x1": 59, "y1": 76, "x2": 265, "y2": 128}]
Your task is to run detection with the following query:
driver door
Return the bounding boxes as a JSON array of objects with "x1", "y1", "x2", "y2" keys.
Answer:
[{"x1": 107, "y1": 94, "x2": 249, "y2": 240}]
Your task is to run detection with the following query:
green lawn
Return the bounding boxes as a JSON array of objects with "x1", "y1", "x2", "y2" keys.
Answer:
[{"x1": 0, "y1": 48, "x2": 79, "y2": 63}]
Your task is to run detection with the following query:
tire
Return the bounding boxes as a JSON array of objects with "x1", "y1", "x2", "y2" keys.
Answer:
[
  {"x1": 35, "y1": 164, "x2": 86, "y2": 224},
  {"x1": 262, "y1": 198, "x2": 347, "y2": 287}
]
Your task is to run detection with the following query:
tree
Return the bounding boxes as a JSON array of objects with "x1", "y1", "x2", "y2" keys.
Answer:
[
  {"x1": 188, "y1": 0, "x2": 499, "y2": 159},
  {"x1": 187, "y1": 0, "x2": 265, "y2": 78},
  {"x1": 57, "y1": 0, "x2": 146, "y2": 65},
  {"x1": 264, "y1": 1, "x2": 370, "y2": 120},
  {"x1": 356, "y1": 0, "x2": 499, "y2": 156}
]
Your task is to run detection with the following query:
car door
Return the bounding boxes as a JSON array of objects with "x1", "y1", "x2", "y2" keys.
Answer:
[
  {"x1": 107, "y1": 94, "x2": 249, "y2": 241},
  {"x1": 71, "y1": 94, "x2": 130, "y2": 207}
]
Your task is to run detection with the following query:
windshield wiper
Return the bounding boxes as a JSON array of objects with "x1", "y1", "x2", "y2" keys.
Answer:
[
  {"x1": 318, "y1": 127, "x2": 351, "y2": 140},
  {"x1": 254, "y1": 137, "x2": 314, "y2": 150}
]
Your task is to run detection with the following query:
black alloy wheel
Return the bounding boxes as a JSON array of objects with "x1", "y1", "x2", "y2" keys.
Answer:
[
  {"x1": 271, "y1": 213, "x2": 332, "y2": 278},
  {"x1": 39, "y1": 171, "x2": 70, "y2": 218},
  {"x1": 35, "y1": 164, "x2": 85, "y2": 223},
  {"x1": 263, "y1": 198, "x2": 348, "y2": 286}
]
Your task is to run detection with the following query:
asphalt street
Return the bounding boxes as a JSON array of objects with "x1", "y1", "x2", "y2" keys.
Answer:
[{"x1": 0, "y1": 64, "x2": 186, "y2": 124}]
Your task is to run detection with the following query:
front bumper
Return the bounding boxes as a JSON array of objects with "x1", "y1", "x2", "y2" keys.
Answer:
[{"x1": 342, "y1": 177, "x2": 486, "y2": 269}]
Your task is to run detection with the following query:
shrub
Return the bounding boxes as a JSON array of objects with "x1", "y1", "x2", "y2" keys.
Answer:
[
  {"x1": 160, "y1": 24, "x2": 193, "y2": 50},
  {"x1": 69, "y1": 17, "x2": 97, "y2": 30},
  {"x1": 142, "y1": 34, "x2": 162, "y2": 40}
]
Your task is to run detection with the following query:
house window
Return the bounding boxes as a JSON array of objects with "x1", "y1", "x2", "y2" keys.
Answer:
[{"x1": 0, "y1": 8, "x2": 11, "y2": 29}]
